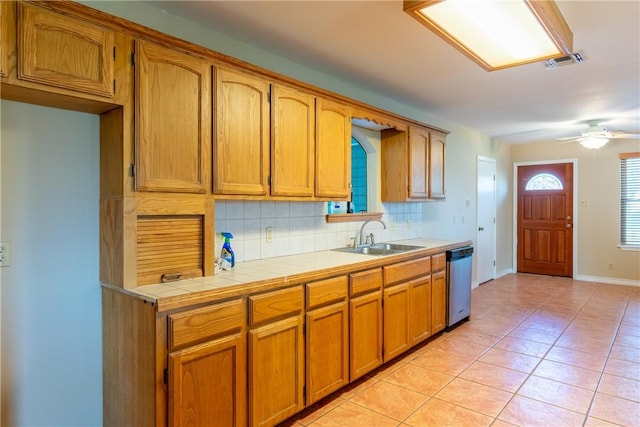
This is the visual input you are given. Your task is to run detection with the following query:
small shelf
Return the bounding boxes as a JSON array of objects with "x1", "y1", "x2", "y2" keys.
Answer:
[{"x1": 325, "y1": 212, "x2": 383, "y2": 223}]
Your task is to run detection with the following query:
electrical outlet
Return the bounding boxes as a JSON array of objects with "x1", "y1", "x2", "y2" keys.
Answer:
[
  {"x1": 0, "y1": 242, "x2": 10, "y2": 267},
  {"x1": 265, "y1": 226, "x2": 274, "y2": 243},
  {"x1": 580, "y1": 200, "x2": 588, "y2": 207}
]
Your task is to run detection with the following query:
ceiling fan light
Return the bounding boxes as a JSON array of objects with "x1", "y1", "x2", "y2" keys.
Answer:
[
  {"x1": 580, "y1": 137, "x2": 609, "y2": 149},
  {"x1": 403, "y1": 0, "x2": 573, "y2": 71}
]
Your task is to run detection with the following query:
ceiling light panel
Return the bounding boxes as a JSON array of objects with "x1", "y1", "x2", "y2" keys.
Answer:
[{"x1": 404, "y1": 0, "x2": 573, "y2": 71}]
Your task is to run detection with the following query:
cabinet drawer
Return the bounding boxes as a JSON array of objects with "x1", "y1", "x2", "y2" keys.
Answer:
[
  {"x1": 383, "y1": 257, "x2": 431, "y2": 286},
  {"x1": 306, "y1": 276, "x2": 348, "y2": 310},
  {"x1": 349, "y1": 268, "x2": 382, "y2": 297},
  {"x1": 168, "y1": 299, "x2": 244, "y2": 349},
  {"x1": 432, "y1": 253, "x2": 446, "y2": 272},
  {"x1": 249, "y1": 286, "x2": 304, "y2": 326}
]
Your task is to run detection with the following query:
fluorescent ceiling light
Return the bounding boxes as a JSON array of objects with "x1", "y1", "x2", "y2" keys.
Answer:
[
  {"x1": 404, "y1": 0, "x2": 573, "y2": 71},
  {"x1": 580, "y1": 137, "x2": 609, "y2": 149}
]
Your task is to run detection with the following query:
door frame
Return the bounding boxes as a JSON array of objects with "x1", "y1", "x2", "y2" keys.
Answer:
[
  {"x1": 512, "y1": 159, "x2": 578, "y2": 277},
  {"x1": 477, "y1": 156, "x2": 496, "y2": 285}
]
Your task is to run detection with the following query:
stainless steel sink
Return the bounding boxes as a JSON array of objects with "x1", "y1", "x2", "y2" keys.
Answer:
[{"x1": 332, "y1": 242, "x2": 423, "y2": 256}]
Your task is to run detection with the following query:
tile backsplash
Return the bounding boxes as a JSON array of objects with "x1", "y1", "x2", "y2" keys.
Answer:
[{"x1": 214, "y1": 200, "x2": 423, "y2": 263}]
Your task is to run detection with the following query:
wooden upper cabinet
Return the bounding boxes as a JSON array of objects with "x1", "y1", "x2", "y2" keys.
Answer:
[
  {"x1": 17, "y1": 3, "x2": 114, "y2": 97},
  {"x1": 134, "y1": 40, "x2": 210, "y2": 193},
  {"x1": 429, "y1": 131, "x2": 446, "y2": 199},
  {"x1": 213, "y1": 66, "x2": 270, "y2": 196},
  {"x1": 0, "y1": 2, "x2": 13, "y2": 78},
  {"x1": 382, "y1": 125, "x2": 446, "y2": 202},
  {"x1": 315, "y1": 98, "x2": 351, "y2": 199},
  {"x1": 271, "y1": 84, "x2": 315, "y2": 198},
  {"x1": 408, "y1": 126, "x2": 430, "y2": 200}
]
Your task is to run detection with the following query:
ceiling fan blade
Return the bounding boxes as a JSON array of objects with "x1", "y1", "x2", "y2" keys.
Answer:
[
  {"x1": 555, "y1": 136, "x2": 581, "y2": 141},
  {"x1": 610, "y1": 133, "x2": 640, "y2": 139}
]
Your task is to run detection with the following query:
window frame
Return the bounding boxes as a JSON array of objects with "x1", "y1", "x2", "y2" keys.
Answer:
[{"x1": 620, "y1": 152, "x2": 640, "y2": 250}]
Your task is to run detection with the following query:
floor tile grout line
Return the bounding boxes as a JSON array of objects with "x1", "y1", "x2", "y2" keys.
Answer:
[{"x1": 581, "y1": 283, "x2": 635, "y2": 424}]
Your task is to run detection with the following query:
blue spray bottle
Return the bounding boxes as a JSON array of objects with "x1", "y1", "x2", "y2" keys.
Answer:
[{"x1": 220, "y1": 232, "x2": 235, "y2": 267}]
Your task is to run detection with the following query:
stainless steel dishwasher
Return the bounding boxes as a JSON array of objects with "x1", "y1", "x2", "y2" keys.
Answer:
[{"x1": 446, "y1": 246, "x2": 473, "y2": 327}]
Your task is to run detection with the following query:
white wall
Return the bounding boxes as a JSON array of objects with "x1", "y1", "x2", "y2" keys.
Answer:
[{"x1": 0, "y1": 100, "x2": 102, "y2": 426}]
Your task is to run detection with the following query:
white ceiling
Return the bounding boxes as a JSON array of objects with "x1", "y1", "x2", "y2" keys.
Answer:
[{"x1": 146, "y1": 0, "x2": 640, "y2": 144}]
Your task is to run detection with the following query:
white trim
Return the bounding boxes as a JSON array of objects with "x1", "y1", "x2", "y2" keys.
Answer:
[
  {"x1": 497, "y1": 268, "x2": 514, "y2": 279},
  {"x1": 513, "y1": 159, "x2": 579, "y2": 277},
  {"x1": 575, "y1": 274, "x2": 640, "y2": 287}
]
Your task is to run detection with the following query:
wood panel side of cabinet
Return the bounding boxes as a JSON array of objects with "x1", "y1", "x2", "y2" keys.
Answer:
[
  {"x1": 381, "y1": 128, "x2": 409, "y2": 202},
  {"x1": 214, "y1": 66, "x2": 270, "y2": 196},
  {"x1": 429, "y1": 131, "x2": 446, "y2": 199},
  {"x1": 315, "y1": 97, "x2": 351, "y2": 199},
  {"x1": 271, "y1": 84, "x2": 315, "y2": 197},
  {"x1": 134, "y1": 40, "x2": 211, "y2": 193},
  {"x1": 102, "y1": 287, "x2": 158, "y2": 427}
]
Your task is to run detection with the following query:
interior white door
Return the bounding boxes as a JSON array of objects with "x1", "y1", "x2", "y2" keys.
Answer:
[{"x1": 477, "y1": 157, "x2": 496, "y2": 285}]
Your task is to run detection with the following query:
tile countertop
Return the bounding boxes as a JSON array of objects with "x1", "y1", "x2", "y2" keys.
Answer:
[{"x1": 110, "y1": 238, "x2": 472, "y2": 312}]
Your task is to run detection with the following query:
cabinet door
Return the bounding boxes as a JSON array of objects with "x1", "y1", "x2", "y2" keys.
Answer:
[
  {"x1": 135, "y1": 40, "x2": 210, "y2": 193},
  {"x1": 0, "y1": 1, "x2": 13, "y2": 78},
  {"x1": 169, "y1": 333, "x2": 246, "y2": 427},
  {"x1": 315, "y1": 98, "x2": 351, "y2": 199},
  {"x1": 408, "y1": 126, "x2": 429, "y2": 200},
  {"x1": 249, "y1": 316, "x2": 304, "y2": 427},
  {"x1": 306, "y1": 301, "x2": 349, "y2": 404},
  {"x1": 271, "y1": 84, "x2": 315, "y2": 197},
  {"x1": 17, "y1": 3, "x2": 114, "y2": 97},
  {"x1": 429, "y1": 131, "x2": 446, "y2": 199},
  {"x1": 409, "y1": 276, "x2": 432, "y2": 346},
  {"x1": 383, "y1": 282, "x2": 410, "y2": 361},
  {"x1": 214, "y1": 67, "x2": 270, "y2": 195},
  {"x1": 431, "y1": 270, "x2": 447, "y2": 333},
  {"x1": 350, "y1": 291, "x2": 383, "y2": 380}
]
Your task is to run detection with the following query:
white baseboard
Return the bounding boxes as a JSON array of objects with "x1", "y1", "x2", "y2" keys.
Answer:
[
  {"x1": 497, "y1": 269, "x2": 513, "y2": 279},
  {"x1": 574, "y1": 274, "x2": 640, "y2": 287}
]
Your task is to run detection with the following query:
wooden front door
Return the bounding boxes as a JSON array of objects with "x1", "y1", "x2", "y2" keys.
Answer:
[{"x1": 517, "y1": 163, "x2": 573, "y2": 277}]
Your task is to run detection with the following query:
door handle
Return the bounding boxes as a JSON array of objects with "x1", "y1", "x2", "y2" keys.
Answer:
[{"x1": 566, "y1": 224, "x2": 572, "y2": 228}]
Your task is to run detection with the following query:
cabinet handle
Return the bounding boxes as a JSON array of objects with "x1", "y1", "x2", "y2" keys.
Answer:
[
  {"x1": 478, "y1": 227, "x2": 484, "y2": 231},
  {"x1": 161, "y1": 272, "x2": 183, "y2": 282}
]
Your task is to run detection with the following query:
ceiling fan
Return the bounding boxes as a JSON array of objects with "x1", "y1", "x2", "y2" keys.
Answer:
[{"x1": 556, "y1": 119, "x2": 640, "y2": 149}]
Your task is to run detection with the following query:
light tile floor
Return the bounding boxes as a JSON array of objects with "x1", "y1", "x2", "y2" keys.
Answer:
[{"x1": 279, "y1": 273, "x2": 640, "y2": 427}]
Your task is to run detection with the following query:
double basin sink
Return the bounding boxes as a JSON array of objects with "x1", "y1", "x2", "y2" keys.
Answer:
[{"x1": 332, "y1": 242, "x2": 423, "y2": 256}]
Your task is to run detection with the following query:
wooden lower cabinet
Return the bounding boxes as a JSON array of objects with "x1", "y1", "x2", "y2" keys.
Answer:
[
  {"x1": 249, "y1": 316, "x2": 305, "y2": 427},
  {"x1": 306, "y1": 301, "x2": 349, "y2": 404},
  {"x1": 248, "y1": 286, "x2": 305, "y2": 427},
  {"x1": 409, "y1": 276, "x2": 432, "y2": 346},
  {"x1": 350, "y1": 291, "x2": 383, "y2": 380},
  {"x1": 431, "y1": 269, "x2": 447, "y2": 334},
  {"x1": 305, "y1": 276, "x2": 349, "y2": 405},
  {"x1": 103, "y1": 252, "x2": 452, "y2": 427},
  {"x1": 168, "y1": 333, "x2": 246, "y2": 427},
  {"x1": 383, "y1": 282, "x2": 411, "y2": 361},
  {"x1": 431, "y1": 252, "x2": 447, "y2": 334}
]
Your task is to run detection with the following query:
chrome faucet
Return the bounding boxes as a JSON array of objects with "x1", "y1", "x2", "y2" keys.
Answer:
[{"x1": 358, "y1": 219, "x2": 387, "y2": 247}]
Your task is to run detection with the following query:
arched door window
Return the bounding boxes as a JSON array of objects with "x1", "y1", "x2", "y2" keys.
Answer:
[
  {"x1": 351, "y1": 136, "x2": 368, "y2": 212},
  {"x1": 525, "y1": 173, "x2": 563, "y2": 190}
]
